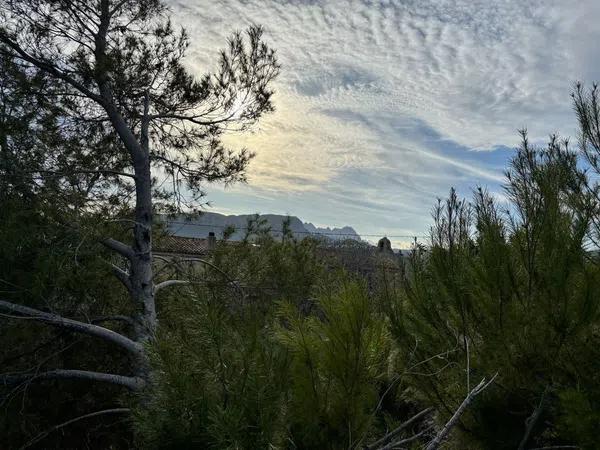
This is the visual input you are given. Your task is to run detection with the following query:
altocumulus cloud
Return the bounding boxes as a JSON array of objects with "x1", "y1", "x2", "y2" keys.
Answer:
[{"x1": 169, "y1": 0, "x2": 600, "y2": 242}]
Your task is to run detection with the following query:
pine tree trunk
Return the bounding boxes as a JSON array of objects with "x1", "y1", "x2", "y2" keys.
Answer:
[
  {"x1": 95, "y1": 2, "x2": 157, "y2": 382},
  {"x1": 129, "y1": 154, "x2": 155, "y2": 381},
  {"x1": 127, "y1": 90, "x2": 156, "y2": 385},
  {"x1": 130, "y1": 159, "x2": 155, "y2": 332}
]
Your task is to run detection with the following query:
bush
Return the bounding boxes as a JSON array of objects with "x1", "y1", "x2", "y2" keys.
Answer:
[
  {"x1": 385, "y1": 134, "x2": 600, "y2": 449},
  {"x1": 276, "y1": 281, "x2": 392, "y2": 449},
  {"x1": 134, "y1": 235, "x2": 397, "y2": 449}
]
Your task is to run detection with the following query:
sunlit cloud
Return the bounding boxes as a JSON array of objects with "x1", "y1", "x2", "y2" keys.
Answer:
[{"x1": 170, "y1": 0, "x2": 600, "y2": 238}]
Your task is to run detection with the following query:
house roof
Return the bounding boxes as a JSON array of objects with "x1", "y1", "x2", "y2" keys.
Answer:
[{"x1": 154, "y1": 235, "x2": 211, "y2": 256}]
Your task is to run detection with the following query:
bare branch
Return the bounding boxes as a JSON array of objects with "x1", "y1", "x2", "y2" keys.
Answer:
[
  {"x1": 0, "y1": 369, "x2": 143, "y2": 391},
  {"x1": 111, "y1": 263, "x2": 132, "y2": 292},
  {"x1": 153, "y1": 254, "x2": 245, "y2": 298},
  {"x1": 378, "y1": 426, "x2": 432, "y2": 450},
  {"x1": 20, "y1": 408, "x2": 130, "y2": 450},
  {"x1": 366, "y1": 407, "x2": 433, "y2": 450},
  {"x1": 153, "y1": 279, "x2": 190, "y2": 294},
  {"x1": 355, "y1": 343, "x2": 460, "y2": 449},
  {"x1": 425, "y1": 373, "x2": 498, "y2": 450},
  {"x1": 0, "y1": 300, "x2": 142, "y2": 356},
  {"x1": 518, "y1": 387, "x2": 549, "y2": 450},
  {"x1": 0, "y1": 33, "x2": 103, "y2": 104}
]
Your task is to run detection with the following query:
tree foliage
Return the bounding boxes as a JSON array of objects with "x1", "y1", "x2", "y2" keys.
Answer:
[
  {"x1": 0, "y1": 0, "x2": 279, "y2": 447},
  {"x1": 0, "y1": 0, "x2": 279, "y2": 384},
  {"x1": 388, "y1": 130, "x2": 600, "y2": 449}
]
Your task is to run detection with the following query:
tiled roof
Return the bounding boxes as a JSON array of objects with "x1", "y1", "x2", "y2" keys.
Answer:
[{"x1": 154, "y1": 235, "x2": 211, "y2": 256}]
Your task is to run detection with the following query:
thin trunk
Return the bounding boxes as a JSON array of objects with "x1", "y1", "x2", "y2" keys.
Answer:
[{"x1": 0, "y1": 0, "x2": 159, "y2": 389}]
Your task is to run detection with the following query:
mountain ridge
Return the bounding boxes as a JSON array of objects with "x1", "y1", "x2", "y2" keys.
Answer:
[{"x1": 161, "y1": 212, "x2": 361, "y2": 242}]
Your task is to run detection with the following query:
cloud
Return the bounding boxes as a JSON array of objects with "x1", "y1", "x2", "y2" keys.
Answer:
[{"x1": 170, "y1": 0, "x2": 600, "y2": 237}]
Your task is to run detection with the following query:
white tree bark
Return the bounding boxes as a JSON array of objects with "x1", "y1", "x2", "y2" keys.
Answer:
[{"x1": 0, "y1": 300, "x2": 143, "y2": 356}]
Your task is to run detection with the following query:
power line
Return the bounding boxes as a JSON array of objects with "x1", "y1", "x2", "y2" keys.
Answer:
[{"x1": 163, "y1": 220, "x2": 428, "y2": 239}]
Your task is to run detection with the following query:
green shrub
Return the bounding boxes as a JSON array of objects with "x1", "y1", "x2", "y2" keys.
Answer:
[
  {"x1": 276, "y1": 281, "x2": 392, "y2": 449},
  {"x1": 386, "y1": 134, "x2": 600, "y2": 449}
]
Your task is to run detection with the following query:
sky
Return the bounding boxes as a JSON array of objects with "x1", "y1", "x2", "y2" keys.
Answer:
[{"x1": 170, "y1": 0, "x2": 600, "y2": 247}]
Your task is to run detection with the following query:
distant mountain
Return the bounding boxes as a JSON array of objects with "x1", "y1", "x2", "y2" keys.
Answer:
[
  {"x1": 161, "y1": 212, "x2": 361, "y2": 242},
  {"x1": 302, "y1": 222, "x2": 360, "y2": 239}
]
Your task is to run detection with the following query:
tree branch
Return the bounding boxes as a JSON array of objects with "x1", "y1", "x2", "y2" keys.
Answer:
[
  {"x1": 153, "y1": 255, "x2": 245, "y2": 298},
  {"x1": 111, "y1": 263, "x2": 132, "y2": 292},
  {"x1": 0, "y1": 369, "x2": 143, "y2": 391},
  {"x1": 366, "y1": 407, "x2": 433, "y2": 450},
  {"x1": 425, "y1": 373, "x2": 498, "y2": 450},
  {"x1": 34, "y1": 169, "x2": 136, "y2": 179},
  {"x1": 0, "y1": 300, "x2": 143, "y2": 356},
  {"x1": 518, "y1": 387, "x2": 549, "y2": 450},
  {"x1": 377, "y1": 426, "x2": 432, "y2": 450},
  {"x1": 0, "y1": 33, "x2": 103, "y2": 104},
  {"x1": 102, "y1": 238, "x2": 134, "y2": 260},
  {"x1": 147, "y1": 111, "x2": 236, "y2": 126},
  {"x1": 20, "y1": 408, "x2": 131, "y2": 450},
  {"x1": 153, "y1": 279, "x2": 190, "y2": 294}
]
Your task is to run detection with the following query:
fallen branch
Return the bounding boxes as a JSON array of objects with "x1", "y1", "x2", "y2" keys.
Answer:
[
  {"x1": 425, "y1": 373, "x2": 498, "y2": 450},
  {"x1": 20, "y1": 407, "x2": 131, "y2": 449},
  {"x1": 0, "y1": 300, "x2": 143, "y2": 356}
]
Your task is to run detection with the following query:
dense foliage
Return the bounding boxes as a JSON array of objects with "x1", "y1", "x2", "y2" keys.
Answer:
[
  {"x1": 6, "y1": 102, "x2": 600, "y2": 448},
  {"x1": 5, "y1": 126, "x2": 600, "y2": 448},
  {"x1": 132, "y1": 119, "x2": 600, "y2": 449},
  {"x1": 388, "y1": 135, "x2": 600, "y2": 449}
]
